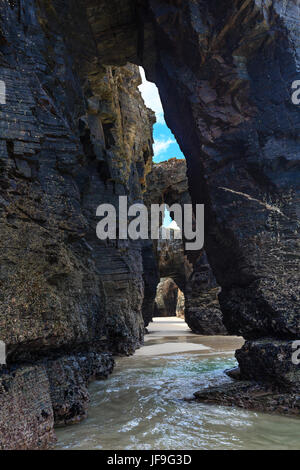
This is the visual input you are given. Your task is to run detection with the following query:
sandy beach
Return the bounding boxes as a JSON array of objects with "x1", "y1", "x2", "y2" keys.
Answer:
[{"x1": 134, "y1": 317, "x2": 245, "y2": 356}]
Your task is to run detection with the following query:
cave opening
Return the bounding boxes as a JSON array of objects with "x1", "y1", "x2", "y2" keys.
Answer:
[
  {"x1": 50, "y1": 0, "x2": 299, "y2": 406},
  {"x1": 154, "y1": 277, "x2": 185, "y2": 320},
  {"x1": 1, "y1": 0, "x2": 299, "y2": 451}
]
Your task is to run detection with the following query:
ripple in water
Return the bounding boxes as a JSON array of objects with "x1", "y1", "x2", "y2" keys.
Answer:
[{"x1": 56, "y1": 352, "x2": 300, "y2": 450}]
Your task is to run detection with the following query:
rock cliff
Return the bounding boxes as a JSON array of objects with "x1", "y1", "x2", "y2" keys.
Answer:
[
  {"x1": 145, "y1": 159, "x2": 227, "y2": 335},
  {"x1": 85, "y1": 0, "x2": 299, "y2": 410},
  {"x1": 0, "y1": 0, "x2": 299, "y2": 448},
  {"x1": 155, "y1": 278, "x2": 179, "y2": 318},
  {"x1": 0, "y1": 0, "x2": 154, "y2": 448}
]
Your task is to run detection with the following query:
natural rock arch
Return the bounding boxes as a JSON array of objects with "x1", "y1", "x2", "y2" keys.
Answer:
[
  {"x1": 79, "y1": 0, "x2": 300, "y2": 389},
  {"x1": 154, "y1": 277, "x2": 182, "y2": 318},
  {"x1": 0, "y1": 0, "x2": 299, "y2": 448},
  {"x1": 33, "y1": 1, "x2": 299, "y2": 348},
  {"x1": 144, "y1": 158, "x2": 227, "y2": 334}
]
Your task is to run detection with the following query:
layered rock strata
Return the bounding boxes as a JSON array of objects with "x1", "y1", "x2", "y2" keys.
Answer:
[
  {"x1": 86, "y1": 0, "x2": 299, "y2": 406},
  {"x1": 140, "y1": 1, "x2": 300, "y2": 398},
  {"x1": 0, "y1": 0, "x2": 154, "y2": 448},
  {"x1": 145, "y1": 159, "x2": 227, "y2": 334},
  {"x1": 185, "y1": 253, "x2": 227, "y2": 335}
]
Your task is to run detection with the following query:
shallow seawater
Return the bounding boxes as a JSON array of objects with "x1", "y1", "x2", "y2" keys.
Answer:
[{"x1": 56, "y1": 341, "x2": 300, "y2": 450}]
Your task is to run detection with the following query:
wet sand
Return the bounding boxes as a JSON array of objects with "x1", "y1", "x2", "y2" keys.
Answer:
[
  {"x1": 56, "y1": 317, "x2": 300, "y2": 450},
  {"x1": 136, "y1": 317, "x2": 244, "y2": 356}
]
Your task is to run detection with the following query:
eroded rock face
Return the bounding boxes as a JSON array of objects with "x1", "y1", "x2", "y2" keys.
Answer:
[
  {"x1": 142, "y1": 0, "x2": 300, "y2": 370},
  {"x1": 62, "y1": 0, "x2": 299, "y2": 339},
  {"x1": 45, "y1": 353, "x2": 114, "y2": 426},
  {"x1": 185, "y1": 254, "x2": 227, "y2": 336},
  {"x1": 157, "y1": 231, "x2": 192, "y2": 293},
  {"x1": 87, "y1": 0, "x2": 299, "y2": 394},
  {"x1": 146, "y1": 159, "x2": 227, "y2": 334},
  {"x1": 141, "y1": 240, "x2": 160, "y2": 328},
  {"x1": 155, "y1": 278, "x2": 179, "y2": 317},
  {"x1": 0, "y1": 5, "x2": 153, "y2": 360},
  {"x1": 142, "y1": 158, "x2": 192, "y2": 325},
  {"x1": 176, "y1": 289, "x2": 185, "y2": 319},
  {"x1": 0, "y1": 0, "x2": 154, "y2": 447},
  {"x1": 0, "y1": 365, "x2": 56, "y2": 450},
  {"x1": 154, "y1": 277, "x2": 185, "y2": 319},
  {"x1": 88, "y1": 0, "x2": 299, "y2": 403},
  {"x1": 0, "y1": 0, "x2": 299, "y2": 446},
  {"x1": 145, "y1": 158, "x2": 191, "y2": 209},
  {"x1": 155, "y1": 278, "x2": 185, "y2": 320}
]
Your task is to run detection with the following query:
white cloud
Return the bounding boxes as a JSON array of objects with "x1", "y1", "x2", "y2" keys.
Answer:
[
  {"x1": 138, "y1": 67, "x2": 165, "y2": 124},
  {"x1": 153, "y1": 137, "x2": 175, "y2": 156},
  {"x1": 167, "y1": 220, "x2": 181, "y2": 230},
  {"x1": 138, "y1": 67, "x2": 180, "y2": 162}
]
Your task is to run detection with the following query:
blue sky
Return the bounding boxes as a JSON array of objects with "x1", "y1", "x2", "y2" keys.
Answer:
[
  {"x1": 138, "y1": 68, "x2": 184, "y2": 225},
  {"x1": 139, "y1": 68, "x2": 185, "y2": 163}
]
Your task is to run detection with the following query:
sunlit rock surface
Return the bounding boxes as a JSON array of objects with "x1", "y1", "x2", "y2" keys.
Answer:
[{"x1": 155, "y1": 278, "x2": 179, "y2": 318}]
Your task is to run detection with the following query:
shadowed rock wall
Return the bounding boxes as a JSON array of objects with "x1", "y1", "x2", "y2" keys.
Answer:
[
  {"x1": 142, "y1": 0, "x2": 300, "y2": 341},
  {"x1": 0, "y1": 0, "x2": 154, "y2": 448},
  {"x1": 64, "y1": 0, "x2": 300, "y2": 404},
  {"x1": 0, "y1": 0, "x2": 299, "y2": 447},
  {"x1": 145, "y1": 158, "x2": 227, "y2": 334},
  {"x1": 155, "y1": 277, "x2": 179, "y2": 317},
  {"x1": 141, "y1": 0, "x2": 300, "y2": 404}
]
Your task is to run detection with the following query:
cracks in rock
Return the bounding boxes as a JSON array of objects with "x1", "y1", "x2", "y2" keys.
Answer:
[{"x1": 219, "y1": 186, "x2": 289, "y2": 218}]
